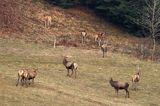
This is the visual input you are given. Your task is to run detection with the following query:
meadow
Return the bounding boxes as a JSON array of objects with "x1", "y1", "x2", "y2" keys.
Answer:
[{"x1": 0, "y1": 38, "x2": 160, "y2": 106}]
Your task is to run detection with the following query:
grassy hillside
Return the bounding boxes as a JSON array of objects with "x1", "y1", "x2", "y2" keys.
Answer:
[
  {"x1": 2, "y1": 0, "x2": 159, "y2": 60},
  {"x1": 0, "y1": 38, "x2": 160, "y2": 106},
  {"x1": 0, "y1": 1, "x2": 160, "y2": 106},
  {"x1": 0, "y1": 0, "x2": 142, "y2": 45}
]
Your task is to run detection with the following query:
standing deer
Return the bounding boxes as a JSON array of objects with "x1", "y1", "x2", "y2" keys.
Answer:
[
  {"x1": 63, "y1": 56, "x2": 78, "y2": 78},
  {"x1": 95, "y1": 32, "x2": 105, "y2": 46},
  {"x1": 101, "y1": 41, "x2": 107, "y2": 58},
  {"x1": 81, "y1": 31, "x2": 87, "y2": 44},
  {"x1": 109, "y1": 77, "x2": 130, "y2": 98},
  {"x1": 16, "y1": 68, "x2": 38, "y2": 87},
  {"x1": 131, "y1": 65, "x2": 141, "y2": 90},
  {"x1": 43, "y1": 15, "x2": 52, "y2": 28}
]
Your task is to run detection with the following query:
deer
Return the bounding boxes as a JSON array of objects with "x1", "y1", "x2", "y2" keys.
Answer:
[
  {"x1": 16, "y1": 68, "x2": 38, "y2": 87},
  {"x1": 81, "y1": 30, "x2": 87, "y2": 44},
  {"x1": 101, "y1": 41, "x2": 108, "y2": 58},
  {"x1": 43, "y1": 15, "x2": 52, "y2": 28},
  {"x1": 95, "y1": 32, "x2": 105, "y2": 46},
  {"x1": 63, "y1": 56, "x2": 78, "y2": 78},
  {"x1": 109, "y1": 77, "x2": 130, "y2": 98},
  {"x1": 131, "y1": 65, "x2": 141, "y2": 90}
]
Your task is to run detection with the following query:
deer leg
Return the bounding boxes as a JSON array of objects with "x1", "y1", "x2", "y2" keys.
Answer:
[
  {"x1": 32, "y1": 78, "x2": 34, "y2": 84},
  {"x1": 28, "y1": 79, "x2": 31, "y2": 85},
  {"x1": 125, "y1": 89, "x2": 130, "y2": 98},
  {"x1": 16, "y1": 75, "x2": 20, "y2": 86},
  {"x1": 115, "y1": 89, "x2": 118, "y2": 96},
  {"x1": 98, "y1": 40, "x2": 100, "y2": 46},
  {"x1": 133, "y1": 82, "x2": 137, "y2": 91},
  {"x1": 24, "y1": 78, "x2": 28, "y2": 87},
  {"x1": 132, "y1": 81, "x2": 134, "y2": 89},
  {"x1": 94, "y1": 37, "x2": 97, "y2": 42},
  {"x1": 103, "y1": 51, "x2": 105, "y2": 58},
  {"x1": 67, "y1": 69, "x2": 70, "y2": 76},
  {"x1": 132, "y1": 82, "x2": 136, "y2": 90},
  {"x1": 74, "y1": 69, "x2": 77, "y2": 79},
  {"x1": 21, "y1": 77, "x2": 25, "y2": 86},
  {"x1": 81, "y1": 36, "x2": 83, "y2": 44},
  {"x1": 98, "y1": 40, "x2": 101, "y2": 46},
  {"x1": 70, "y1": 69, "x2": 74, "y2": 77},
  {"x1": 28, "y1": 78, "x2": 32, "y2": 85}
]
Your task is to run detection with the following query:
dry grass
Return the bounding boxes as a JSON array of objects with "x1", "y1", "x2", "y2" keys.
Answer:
[
  {"x1": 0, "y1": 38, "x2": 160, "y2": 106},
  {"x1": 1, "y1": 0, "x2": 159, "y2": 60},
  {"x1": 0, "y1": 0, "x2": 141, "y2": 45}
]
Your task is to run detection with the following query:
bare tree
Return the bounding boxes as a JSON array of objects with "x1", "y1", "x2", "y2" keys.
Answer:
[{"x1": 142, "y1": 0, "x2": 160, "y2": 60}]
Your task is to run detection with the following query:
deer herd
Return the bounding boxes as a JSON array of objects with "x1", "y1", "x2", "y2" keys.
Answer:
[{"x1": 15, "y1": 20, "x2": 142, "y2": 98}]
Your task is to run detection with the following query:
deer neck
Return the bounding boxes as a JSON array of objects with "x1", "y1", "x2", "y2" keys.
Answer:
[{"x1": 63, "y1": 58, "x2": 68, "y2": 65}]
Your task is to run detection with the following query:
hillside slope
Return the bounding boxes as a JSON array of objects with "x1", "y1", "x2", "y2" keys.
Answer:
[
  {"x1": 0, "y1": 1, "x2": 160, "y2": 106},
  {"x1": 1, "y1": 1, "x2": 142, "y2": 45},
  {"x1": 2, "y1": 0, "x2": 157, "y2": 60},
  {"x1": 0, "y1": 38, "x2": 160, "y2": 106}
]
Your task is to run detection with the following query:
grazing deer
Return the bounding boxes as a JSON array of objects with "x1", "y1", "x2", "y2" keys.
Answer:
[
  {"x1": 16, "y1": 69, "x2": 28, "y2": 86},
  {"x1": 63, "y1": 56, "x2": 78, "y2": 78},
  {"x1": 95, "y1": 32, "x2": 105, "y2": 46},
  {"x1": 109, "y1": 77, "x2": 130, "y2": 98},
  {"x1": 16, "y1": 68, "x2": 38, "y2": 87},
  {"x1": 131, "y1": 65, "x2": 141, "y2": 90},
  {"x1": 81, "y1": 31, "x2": 87, "y2": 44},
  {"x1": 43, "y1": 15, "x2": 52, "y2": 28}
]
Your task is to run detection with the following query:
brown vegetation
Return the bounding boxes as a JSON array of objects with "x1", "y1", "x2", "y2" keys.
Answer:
[
  {"x1": 0, "y1": 0, "x2": 159, "y2": 61},
  {"x1": 0, "y1": 0, "x2": 23, "y2": 32}
]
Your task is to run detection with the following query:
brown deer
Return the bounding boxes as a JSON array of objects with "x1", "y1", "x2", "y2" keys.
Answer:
[
  {"x1": 95, "y1": 32, "x2": 105, "y2": 46},
  {"x1": 81, "y1": 30, "x2": 87, "y2": 44},
  {"x1": 109, "y1": 77, "x2": 130, "y2": 98},
  {"x1": 16, "y1": 68, "x2": 38, "y2": 87},
  {"x1": 131, "y1": 65, "x2": 141, "y2": 90},
  {"x1": 101, "y1": 41, "x2": 107, "y2": 58},
  {"x1": 63, "y1": 56, "x2": 78, "y2": 78},
  {"x1": 43, "y1": 15, "x2": 52, "y2": 28}
]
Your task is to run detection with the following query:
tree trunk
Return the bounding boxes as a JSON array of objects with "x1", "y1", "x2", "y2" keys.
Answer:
[{"x1": 151, "y1": 38, "x2": 156, "y2": 60}]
